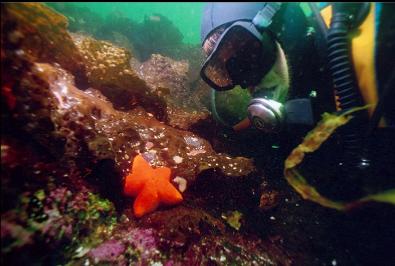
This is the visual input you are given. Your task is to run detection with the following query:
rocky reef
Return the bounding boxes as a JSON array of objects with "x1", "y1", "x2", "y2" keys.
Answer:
[
  {"x1": 2, "y1": 3, "x2": 395, "y2": 266},
  {"x1": 1, "y1": 3, "x2": 290, "y2": 265},
  {"x1": 46, "y1": 3, "x2": 204, "y2": 64}
]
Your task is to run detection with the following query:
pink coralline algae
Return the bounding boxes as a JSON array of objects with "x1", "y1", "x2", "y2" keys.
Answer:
[
  {"x1": 126, "y1": 228, "x2": 158, "y2": 257},
  {"x1": 88, "y1": 240, "x2": 125, "y2": 263}
]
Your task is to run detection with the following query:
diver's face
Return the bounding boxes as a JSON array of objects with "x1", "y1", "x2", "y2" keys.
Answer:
[{"x1": 201, "y1": 22, "x2": 277, "y2": 91}]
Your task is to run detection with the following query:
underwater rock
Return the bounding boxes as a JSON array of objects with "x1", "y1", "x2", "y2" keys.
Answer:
[
  {"x1": 1, "y1": 184, "x2": 117, "y2": 265},
  {"x1": 190, "y1": 78, "x2": 212, "y2": 110},
  {"x1": 46, "y1": 3, "x2": 104, "y2": 38},
  {"x1": 1, "y1": 3, "x2": 88, "y2": 87},
  {"x1": 130, "y1": 13, "x2": 184, "y2": 62},
  {"x1": 139, "y1": 206, "x2": 226, "y2": 249},
  {"x1": 95, "y1": 12, "x2": 141, "y2": 57},
  {"x1": 169, "y1": 44, "x2": 206, "y2": 86},
  {"x1": 3, "y1": 3, "x2": 395, "y2": 266},
  {"x1": 70, "y1": 34, "x2": 209, "y2": 130},
  {"x1": 138, "y1": 53, "x2": 210, "y2": 129},
  {"x1": 88, "y1": 239, "x2": 125, "y2": 264},
  {"x1": 86, "y1": 225, "x2": 161, "y2": 265},
  {"x1": 13, "y1": 2, "x2": 211, "y2": 130},
  {"x1": 46, "y1": 4, "x2": 193, "y2": 66},
  {"x1": 139, "y1": 54, "x2": 189, "y2": 100},
  {"x1": 181, "y1": 234, "x2": 291, "y2": 265},
  {"x1": 2, "y1": 28, "x2": 255, "y2": 192},
  {"x1": 1, "y1": 3, "x2": 297, "y2": 265},
  {"x1": 71, "y1": 33, "x2": 167, "y2": 120},
  {"x1": 110, "y1": 31, "x2": 139, "y2": 57},
  {"x1": 82, "y1": 206, "x2": 293, "y2": 265},
  {"x1": 0, "y1": 135, "x2": 63, "y2": 214},
  {"x1": 2, "y1": 34, "x2": 255, "y2": 195},
  {"x1": 138, "y1": 206, "x2": 292, "y2": 265},
  {"x1": 2, "y1": 3, "x2": 167, "y2": 121}
]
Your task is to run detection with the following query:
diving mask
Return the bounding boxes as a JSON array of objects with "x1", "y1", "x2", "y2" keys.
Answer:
[
  {"x1": 200, "y1": 21, "x2": 277, "y2": 91},
  {"x1": 203, "y1": 3, "x2": 313, "y2": 133}
]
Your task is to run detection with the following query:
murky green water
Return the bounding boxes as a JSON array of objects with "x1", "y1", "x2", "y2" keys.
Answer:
[{"x1": 48, "y1": 2, "x2": 204, "y2": 44}]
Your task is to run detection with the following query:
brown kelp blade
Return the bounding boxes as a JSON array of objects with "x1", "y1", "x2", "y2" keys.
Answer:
[{"x1": 284, "y1": 106, "x2": 395, "y2": 210}]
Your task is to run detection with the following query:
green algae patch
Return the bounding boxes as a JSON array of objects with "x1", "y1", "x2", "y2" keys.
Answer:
[
  {"x1": 284, "y1": 107, "x2": 395, "y2": 210},
  {"x1": 1, "y1": 187, "x2": 117, "y2": 262},
  {"x1": 222, "y1": 210, "x2": 243, "y2": 231}
]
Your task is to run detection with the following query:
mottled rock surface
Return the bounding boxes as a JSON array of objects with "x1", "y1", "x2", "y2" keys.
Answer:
[
  {"x1": 137, "y1": 53, "x2": 210, "y2": 130},
  {"x1": 1, "y1": 3, "x2": 295, "y2": 266},
  {"x1": 71, "y1": 34, "x2": 168, "y2": 120},
  {"x1": 1, "y1": 3, "x2": 87, "y2": 87}
]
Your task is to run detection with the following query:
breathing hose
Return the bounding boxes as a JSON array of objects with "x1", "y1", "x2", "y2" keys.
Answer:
[{"x1": 326, "y1": 4, "x2": 369, "y2": 171}]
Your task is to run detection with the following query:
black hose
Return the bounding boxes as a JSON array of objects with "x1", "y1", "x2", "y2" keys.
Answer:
[
  {"x1": 366, "y1": 69, "x2": 395, "y2": 137},
  {"x1": 327, "y1": 5, "x2": 367, "y2": 169},
  {"x1": 308, "y1": 3, "x2": 328, "y2": 39}
]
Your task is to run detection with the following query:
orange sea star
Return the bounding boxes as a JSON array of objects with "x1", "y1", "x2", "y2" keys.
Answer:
[{"x1": 123, "y1": 154, "x2": 183, "y2": 217}]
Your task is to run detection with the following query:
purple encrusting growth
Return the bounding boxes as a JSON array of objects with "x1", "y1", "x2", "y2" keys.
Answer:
[
  {"x1": 89, "y1": 239, "x2": 125, "y2": 262},
  {"x1": 87, "y1": 228, "x2": 159, "y2": 264},
  {"x1": 126, "y1": 228, "x2": 157, "y2": 253}
]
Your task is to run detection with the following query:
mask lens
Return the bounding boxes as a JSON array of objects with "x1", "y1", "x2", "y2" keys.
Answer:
[{"x1": 201, "y1": 25, "x2": 266, "y2": 91}]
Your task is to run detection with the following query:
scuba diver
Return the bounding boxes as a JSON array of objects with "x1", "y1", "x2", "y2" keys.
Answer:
[{"x1": 200, "y1": 3, "x2": 395, "y2": 203}]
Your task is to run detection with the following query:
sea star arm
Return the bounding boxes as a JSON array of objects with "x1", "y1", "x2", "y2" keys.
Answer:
[
  {"x1": 133, "y1": 184, "x2": 159, "y2": 218},
  {"x1": 156, "y1": 168, "x2": 183, "y2": 205},
  {"x1": 124, "y1": 154, "x2": 152, "y2": 196}
]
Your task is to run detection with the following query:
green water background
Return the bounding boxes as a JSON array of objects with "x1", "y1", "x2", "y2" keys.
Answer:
[
  {"x1": 46, "y1": 2, "x2": 315, "y2": 45},
  {"x1": 63, "y1": 2, "x2": 205, "y2": 44}
]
